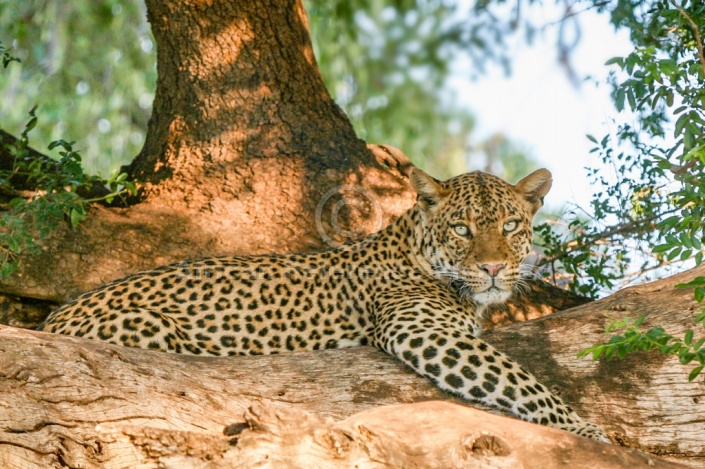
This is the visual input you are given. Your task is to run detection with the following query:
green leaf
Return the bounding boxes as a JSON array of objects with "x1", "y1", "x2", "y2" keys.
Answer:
[
  {"x1": 69, "y1": 208, "x2": 85, "y2": 227},
  {"x1": 578, "y1": 345, "x2": 604, "y2": 360},
  {"x1": 5, "y1": 236, "x2": 21, "y2": 254},
  {"x1": 685, "y1": 330, "x2": 694, "y2": 346},
  {"x1": 652, "y1": 244, "x2": 672, "y2": 253},
  {"x1": 659, "y1": 58, "x2": 678, "y2": 75},
  {"x1": 695, "y1": 287, "x2": 705, "y2": 303},
  {"x1": 689, "y1": 365, "x2": 704, "y2": 382},
  {"x1": 25, "y1": 116, "x2": 37, "y2": 133},
  {"x1": 681, "y1": 249, "x2": 693, "y2": 261},
  {"x1": 684, "y1": 128, "x2": 695, "y2": 150},
  {"x1": 667, "y1": 247, "x2": 683, "y2": 261},
  {"x1": 680, "y1": 233, "x2": 693, "y2": 249},
  {"x1": 606, "y1": 319, "x2": 629, "y2": 333},
  {"x1": 674, "y1": 113, "x2": 689, "y2": 137},
  {"x1": 677, "y1": 277, "x2": 705, "y2": 288},
  {"x1": 658, "y1": 215, "x2": 680, "y2": 230},
  {"x1": 0, "y1": 261, "x2": 18, "y2": 279},
  {"x1": 615, "y1": 88, "x2": 626, "y2": 112},
  {"x1": 679, "y1": 352, "x2": 695, "y2": 365},
  {"x1": 608, "y1": 334, "x2": 625, "y2": 344},
  {"x1": 617, "y1": 346, "x2": 627, "y2": 359},
  {"x1": 627, "y1": 89, "x2": 636, "y2": 110},
  {"x1": 646, "y1": 327, "x2": 667, "y2": 339}
]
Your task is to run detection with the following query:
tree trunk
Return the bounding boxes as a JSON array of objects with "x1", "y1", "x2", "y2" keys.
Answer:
[
  {"x1": 129, "y1": 0, "x2": 416, "y2": 255},
  {"x1": 0, "y1": 266, "x2": 703, "y2": 467}
]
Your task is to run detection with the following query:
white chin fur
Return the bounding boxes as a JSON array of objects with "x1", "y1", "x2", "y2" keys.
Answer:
[{"x1": 472, "y1": 288, "x2": 512, "y2": 306}]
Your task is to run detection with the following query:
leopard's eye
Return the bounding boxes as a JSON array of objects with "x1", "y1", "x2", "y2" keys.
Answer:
[
  {"x1": 503, "y1": 220, "x2": 518, "y2": 233},
  {"x1": 453, "y1": 224, "x2": 471, "y2": 238}
]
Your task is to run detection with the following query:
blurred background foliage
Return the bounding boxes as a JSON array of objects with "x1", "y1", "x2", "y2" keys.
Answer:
[
  {"x1": 1, "y1": 0, "x2": 704, "y2": 302},
  {"x1": 0, "y1": 0, "x2": 154, "y2": 177},
  {"x1": 0, "y1": 0, "x2": 538, "y2": 182},
  {"x1": 307, "y1": 0, "x2": 538, "y2": 181}
]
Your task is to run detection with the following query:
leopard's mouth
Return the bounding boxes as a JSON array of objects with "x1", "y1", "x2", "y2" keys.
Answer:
[
  {"x1": 433, "y1": 264, "x2": 515, "y2": 305},
  {"x1": 472, "y1": 285, "x2": 513, "y2": 306},
  {"x1": 444, "y1": 278, "x2": 508, "y2": 303}
]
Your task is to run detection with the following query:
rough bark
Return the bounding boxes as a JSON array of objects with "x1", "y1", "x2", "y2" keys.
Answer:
[
  {"x1": 129, "y1": 0, "x2": 415, "y2": 255},
  {"x1": 483, "y1": 265, "x2": 705, "y2": 464},
  {"x1": 0, "y1": 266, "x2": 703, "y2": 467}
]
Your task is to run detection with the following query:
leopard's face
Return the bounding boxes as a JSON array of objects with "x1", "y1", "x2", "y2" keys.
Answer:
[{"x1": 411, "y1": 168, "x2": 552, "y2": 306}]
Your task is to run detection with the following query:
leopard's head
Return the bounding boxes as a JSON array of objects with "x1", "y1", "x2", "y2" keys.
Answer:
[{"x1": 410, "y1": 168, "x2": 552, "y2": 306}]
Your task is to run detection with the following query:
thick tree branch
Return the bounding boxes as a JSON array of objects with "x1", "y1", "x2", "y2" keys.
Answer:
[
  {"x1": 97, "y1": 400, "x2": 686, "y2": 468},
  {"x1": 0, "y1": 266, "x2": 703, "y2": 467}
]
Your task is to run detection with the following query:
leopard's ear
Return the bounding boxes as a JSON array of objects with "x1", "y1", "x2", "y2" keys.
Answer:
[
  {"x1": 410, "y1": 167, "x2": 448, "y2": 212},
  {"x1": 514, "y1": 168, "x2": 552, "y2": 215}
]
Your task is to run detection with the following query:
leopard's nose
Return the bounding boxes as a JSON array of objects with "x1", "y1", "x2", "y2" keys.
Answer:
[{"x1": 479, "y1": 263, "x2": 506, "y2": 277}]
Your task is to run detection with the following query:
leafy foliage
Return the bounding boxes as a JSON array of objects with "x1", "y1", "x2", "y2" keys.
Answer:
[
  {"x1": 304, "y1": 0, "x2": 542, "y2": 180},
  {"x1": 579, "y1": 294, "x2": 705, "y2": 382},
  {"x1": 0, "y1": 106, "x2": 136, "y2": 278},
  {"x1": 468, "y1": 0, "x2": 705, "y2": 381},
  {"x1": 308, "y1": 0, "x2": 478, "y2": 178},
  {"x1": 0, "y1": 41, "x2": 19, "y2": 68},
  {"x1": 524, "y1": 1, "x2": 705, "y2": 298}
]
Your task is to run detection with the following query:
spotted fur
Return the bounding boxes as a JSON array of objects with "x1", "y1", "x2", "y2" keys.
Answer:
[{"x1": 40, "y1": 168, "x2": 608, "y2": 441}]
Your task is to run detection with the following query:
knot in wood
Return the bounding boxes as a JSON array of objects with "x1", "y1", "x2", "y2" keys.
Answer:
[{"x1": 465, "y1": 434, "x2": 511, "y2": 457}]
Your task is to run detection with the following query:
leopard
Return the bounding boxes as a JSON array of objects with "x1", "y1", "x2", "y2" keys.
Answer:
[{"x1": 39, "y1": 167, "x2": 609, "y2": 442}]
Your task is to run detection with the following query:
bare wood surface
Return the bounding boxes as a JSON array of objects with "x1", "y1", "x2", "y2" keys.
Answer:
[
  {"x1": 0, "y1": 266, "x2": 704, "y2": 467},
  {"x1": 484, "y1": 264, "x2": 705, "y2": 463},
  {"x1": 99, "y1": 400, "x2": 686, "y2": 468}
]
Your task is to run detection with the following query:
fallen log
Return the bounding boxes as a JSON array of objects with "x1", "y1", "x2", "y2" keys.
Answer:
[{"x1": 0, "y1": 265, "x2": 704, "y2": 467}]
